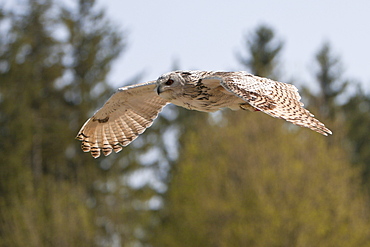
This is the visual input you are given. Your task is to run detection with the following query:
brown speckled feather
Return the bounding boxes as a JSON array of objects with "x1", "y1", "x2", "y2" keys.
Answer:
[
  {"x1": 218, "y1": 73, "x2": 332, "y2": 136},
  {"x1": 76, "y1": 81, "x2": 168, "y2": 158}
]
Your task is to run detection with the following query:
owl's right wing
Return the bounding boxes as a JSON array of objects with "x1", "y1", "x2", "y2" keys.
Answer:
[
  {"x1": 76, "y1": 81, "x2": 169, "y2": 158},
  {"x1": 213, "y1": 72, "x2": 332, "y2": 136}
]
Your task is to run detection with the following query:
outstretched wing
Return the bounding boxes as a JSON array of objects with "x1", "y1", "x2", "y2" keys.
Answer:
[
  {"x1": 76, "y1": 81, "x2": 169, "y2": 158},
  {"x1": 218, "y1": 73, "x2": 332, "y2": 136}
]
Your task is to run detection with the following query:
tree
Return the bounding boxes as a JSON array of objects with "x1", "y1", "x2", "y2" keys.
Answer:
[
  {"x1": 237, "y1": 24, "x2": 283, "y2": 78},
  {"x1": 342, "y1": 86, "x2": 370, "y2": 186},
  {"x1": 0, "y1": 0, "x2": 124, "y2": 246},
  {"x1": 304, "y1": 42, "x2": 347, "y2": 119},
  {"x1": 302, "y1": 42, "x2": 370, "y2": 187}
]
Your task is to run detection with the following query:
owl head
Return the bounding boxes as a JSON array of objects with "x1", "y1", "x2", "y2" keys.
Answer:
[{"x1": 156, "y1": 71, "x2": 186, "y2": 99}]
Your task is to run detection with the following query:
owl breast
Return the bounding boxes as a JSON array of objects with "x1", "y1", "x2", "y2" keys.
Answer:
[{"x1": 170, "y1": 85, "x2": 244, "y2": 112}]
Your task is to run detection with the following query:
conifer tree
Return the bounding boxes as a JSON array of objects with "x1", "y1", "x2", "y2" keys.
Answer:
[
  {"x1": 342, "y1": 87, "x2": 370, "y2": 186},
  {"x1": 237, "y1": 24, "x2": 283, "y2": 78},
  {"x1": 305, "y1": 42, "x2": 347, "y2": 119},
  {"x1": 0, "y1": 0, "x2": 125, "y2": 246},
  {"x1": 302, "y1": 42, "x2": 370, "y2": 185}
]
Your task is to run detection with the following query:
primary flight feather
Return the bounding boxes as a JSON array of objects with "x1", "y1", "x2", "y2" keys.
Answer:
[{"x1": 76, "y1": 71, "x2": 332, "y2": 158}]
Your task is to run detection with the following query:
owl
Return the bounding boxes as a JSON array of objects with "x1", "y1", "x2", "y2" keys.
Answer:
[{"x1": 76, "y1": 71, "x2": 332, "y2": 158}]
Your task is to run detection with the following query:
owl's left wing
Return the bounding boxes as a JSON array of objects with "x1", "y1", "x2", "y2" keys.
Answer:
[
  {"x1": 209, "y1": 73, "x2": 332, "y2": 136},
  {"x1": 76, "y1": 81, "x2": 169, "y2": 158}
]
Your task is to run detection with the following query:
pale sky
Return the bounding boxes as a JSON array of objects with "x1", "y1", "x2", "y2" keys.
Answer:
[
  {"x1": 2, "y1": 0, "x2": 369, "y2": 92},
  {"x1": 98, "y1": 0, "x2": 370, "y2": 93}
]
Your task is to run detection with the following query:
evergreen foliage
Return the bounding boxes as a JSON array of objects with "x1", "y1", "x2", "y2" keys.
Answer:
[
  {"x1": 342, "y1": 87, "x2": 370, "y2": 187},
  {"x1": 237, "y1": 25, "x2": 283, "y2": 78},
  {"x1": 303, "y1": 42, "x2": 370, "y2": 187},
  {"x1": 304, "y1": 42, "x2": 348, "y2": 119},
  {"x1": 0, "y1": 0, "x2": 124, "y2": 246}
]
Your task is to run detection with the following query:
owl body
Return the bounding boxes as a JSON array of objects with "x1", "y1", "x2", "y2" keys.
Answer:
[
  {"x1": 77, "y1": 70, "x2": 332, "y2": 158},
  {"x1": 157, "y1": 71, "x2": 254, "y2": 112}
]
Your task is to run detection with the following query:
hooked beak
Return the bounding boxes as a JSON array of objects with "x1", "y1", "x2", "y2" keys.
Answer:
[{"x1": 156, "y1": 85, "x2": 162, "y2": 95}]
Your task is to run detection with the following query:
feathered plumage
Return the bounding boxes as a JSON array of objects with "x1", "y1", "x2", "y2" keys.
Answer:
[{"x1": 77, "y1": 71, "x2": 332, "y2": 158}]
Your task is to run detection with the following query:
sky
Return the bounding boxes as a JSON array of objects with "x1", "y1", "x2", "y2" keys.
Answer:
[{"x1": 97, "y1": 0, "x2": 370, "y2": 93}]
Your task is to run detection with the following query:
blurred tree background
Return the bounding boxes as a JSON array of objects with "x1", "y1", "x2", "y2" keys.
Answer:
[{"x1": 0, "y1": 1, "x2": 369, "y2": 247}]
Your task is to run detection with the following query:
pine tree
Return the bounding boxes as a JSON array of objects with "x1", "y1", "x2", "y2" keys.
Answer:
[
  {"x1": 304, "y1": 42, "x2": 347, "y2": 119},
  {"x1": 302, "y1": 42, "x2": 370, "y2": 186},
  {"x1": 237, "y1": 24, "x2": 283, "y2": 78},
  {"x1": 342, "y1": 86, "x2": 370, "y2": 186},
  {"x1": 0, "y1": 0, "x2": 124, "y2": 246}
]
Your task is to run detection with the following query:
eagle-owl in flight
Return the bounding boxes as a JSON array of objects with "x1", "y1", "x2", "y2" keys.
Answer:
[{"x1": 76, "y1": 71, "x2": 332, "y2": 158}]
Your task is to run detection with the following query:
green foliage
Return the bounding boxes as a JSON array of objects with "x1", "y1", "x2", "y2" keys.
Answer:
[
  {"x1": 304, "y1": 42, "x2": 348, "y2": 119},
  {"x1": 302, "y1": 41, "x2": 370, "y2": 186},
  {"x1": 342, "y1": 87, "x2": 370, "y2": 185},
  {"x1": 0, "y1": 0, "x2": 124, "y2": 246},
  {"x1": 152, "y1": 112, "x2": 370, "y2": 247}
]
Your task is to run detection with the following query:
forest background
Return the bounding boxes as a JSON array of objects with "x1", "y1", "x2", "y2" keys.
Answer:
[{"x1": 0, "y1": 0, "x2": 369, "y2": 246}]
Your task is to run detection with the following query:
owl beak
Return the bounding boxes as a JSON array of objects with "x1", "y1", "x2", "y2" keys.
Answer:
[{"x1": 156, "y1": 85, "x2": 162, "y2": 95}]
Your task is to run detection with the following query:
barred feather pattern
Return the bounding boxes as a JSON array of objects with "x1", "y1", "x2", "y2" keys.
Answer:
[
  {"x1": 220, "y1": 73, "x2": 332, "y2": 136},
  {"x1": 76, "y1": 81, "x2": 168, "y2": 158}
]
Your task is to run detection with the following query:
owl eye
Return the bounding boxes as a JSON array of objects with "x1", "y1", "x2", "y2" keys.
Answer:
[{"x1": 165, "y1": 79, "x2": 174, "y2": 85}]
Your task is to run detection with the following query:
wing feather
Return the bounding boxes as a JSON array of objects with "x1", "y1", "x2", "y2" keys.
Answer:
[
  {"x1": 219, "y1": 73, "x2": 332, "y2": 136},
  {"x1": 76, "y1": 81, "x2": 169, "y2": 158}
]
